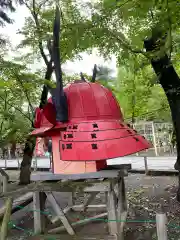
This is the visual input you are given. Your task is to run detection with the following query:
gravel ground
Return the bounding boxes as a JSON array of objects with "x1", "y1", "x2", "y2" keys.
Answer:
[{"x1": 3, "y1": 173, "x2": 180, "y2": 240}]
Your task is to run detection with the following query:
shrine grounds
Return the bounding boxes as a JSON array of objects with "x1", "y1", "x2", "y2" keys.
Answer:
[{"x1": 4, "y1": 170, "x2": 180, "y2": 240}]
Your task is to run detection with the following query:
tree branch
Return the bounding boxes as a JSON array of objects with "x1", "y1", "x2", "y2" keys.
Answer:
[
  {"x1": 0, "y1": 95, "x2": 32, "y2": 123},
  {"x1": 12, "y1": 72, "x2": 34, "y2": 115},
  {"x1": 109, "y1": 29, "x2": 146, "y2": 55},
  {"x1": 22, "y1": 0, "x2": 49, "y2": 66}
]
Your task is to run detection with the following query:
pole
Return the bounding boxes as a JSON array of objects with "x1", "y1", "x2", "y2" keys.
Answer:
[
  {"x1": 0, "y1": 197, "x2": 13, "y2": 240},
  {"x1": 2, "y1": 176, "x2": 7, "y2": 193},
  {"x1": 5, "y1": 159, "x2": 7, "y2": 169},
  {"x1": 156, "y1": 213, "x2": 168, "y2": 240},
  {"x1": 152, "y1": 122, "x2": 158, "y2": 156},
  {"x1": 17, "y1": 158, "x2": 20, "y2": 170},
  {"x1": 144, "y1": 156, "x2": 148, "y2": 175}
]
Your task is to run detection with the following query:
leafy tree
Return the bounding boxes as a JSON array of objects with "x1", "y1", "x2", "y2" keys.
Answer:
[
  {"x1": 81, "y1": 0, "x2": 180, "y2": 200},
  {"x1": 95, "y1": 65, "x2": 114, "y2": 81},
  {"x1": 0, "y1": 59, "x2": 45, "y2": 160},
  {"x1": 115, "y1": 54, "x2": 171, "y2": 123}
]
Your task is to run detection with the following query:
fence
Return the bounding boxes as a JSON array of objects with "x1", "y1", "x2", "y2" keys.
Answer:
[
  {"x1": 0, "y1": 157, "x2": 51, "y2": 171},
  {"x1": 0, "y1": 156, "x2": 177, "y2": 174},
  {"x1": 133, "y1": 121, "x2": 175, "y2": 157},
  {"x1": 1, "y1": 204, "x2": 176, "y2": 240}
]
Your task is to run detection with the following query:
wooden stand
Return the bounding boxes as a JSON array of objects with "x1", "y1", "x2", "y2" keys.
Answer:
[
  {"x1": 31, "y1": 168, "x2": 130, "y2": 239},
  {"x1": 0, "y1": 169, "x2": 9, "y2": 194}
]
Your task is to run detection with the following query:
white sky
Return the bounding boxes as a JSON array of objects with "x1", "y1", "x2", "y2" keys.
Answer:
[{"x1": 1, "y1": 4, "x2": 117, "y2": 77}]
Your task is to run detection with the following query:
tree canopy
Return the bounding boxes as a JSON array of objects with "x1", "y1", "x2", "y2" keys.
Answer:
[{"x1": 0, "y1": 0, "x2": 178, "y2": 155}]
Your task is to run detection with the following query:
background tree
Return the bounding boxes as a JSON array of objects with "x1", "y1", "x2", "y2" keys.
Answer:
[
  {"x1": 95, "y1": 65, "x2": 114, "y2": 81},
  {"x1": 116, "y1": 54, "x2": 171, "y2": 123},
  {"x1": 80, "y1": 0, "x2": 180, "y2": 199},
  {"x1": 0, "y1": 58, "x2": 45, "y2": 162}
]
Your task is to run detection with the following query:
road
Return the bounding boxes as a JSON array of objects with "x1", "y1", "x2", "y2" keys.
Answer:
[{"x1": 0, "y1": 156, "x2": 177, "y2": 171}]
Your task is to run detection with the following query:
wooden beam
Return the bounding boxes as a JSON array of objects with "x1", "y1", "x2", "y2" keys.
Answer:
[
  {"x1": 47, "y1": 206, "x2": 71, "y2": 225},
  {"x1": 0, "y1": 181, "x2": 113, "y2": 199},
  {"x1": 0, "y1": 197, "x2": 13, "y2": 240},
  {"x1": 0, "y1": 169, "x2": 9, "y2": 181},
  {"x1": 0, "y1": 192, "x2": 33, "y2": 220},
  {"x1": 31, "y1": 170, "x2": 128, "y2": 181},
  {"x1": 37, "y1": 233, "x2": 117, "y2": 239},
  {"x1": 48, "y1": 213, "x2": 108, "y2": 234},
  {"x1": 11, "y1": 196, "x2": 33, "y2": 215},
  {"x1": 46, "y1": 192, "x2": 75, "y2": 235},
  {"x1": 0, "y1": 181, "x2": 93, "y2": 199},
  {"x1": 49, "y1": 205, "x2": 107, "y2": 226},
  {"x1": 84, "y1": 183, "x2": 110, "y2": 192},
  {"x1": 72, "y1": 204, "x2": 106, "y2": 212}
]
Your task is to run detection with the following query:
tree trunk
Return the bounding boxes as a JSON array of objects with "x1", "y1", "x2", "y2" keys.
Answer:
[
  {"x1": 19, "y1": 136, "x2": 36, "y2": 185},
  {"x1": 19, "y1": 64, "x2": 53, "y2": 185},
  {"x1": 10, "y1": 142, "x2": 16, "y2": 159},
  {"x1": 144, "y1": 38, "x2": 180, "y2": 201}
]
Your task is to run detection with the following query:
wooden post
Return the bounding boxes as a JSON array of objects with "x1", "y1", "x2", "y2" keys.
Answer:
[
  {"x1": 156, "y1": 213, "x2": 168, "y2": 240},
  {"x1": 144, "y1": 156, "x2": 148, "y2": 175},
  {"x1": 17, "y1": 159, "x2": 20, "y2": 170},
  {"x1": 152, "y1": 122, "x2": 158, "y2": 156},
  {"x1": 5, "y1": 159, "x2": 7, "y2": 169},
  {"x1": 116, "y1": 177, "x2": 125, "y2": 240},
  {"x1": 0, "y1": 177, "x2": 2, "y2": 193},
  {"x1": 33, "y1": 192, "x2": 47, "y2": 234},
  {"x1": 106, "y1": 180, "x2": 118, "y2": 235},
  {"x1": 2, "y1": 176, "x2": 7, "y2": 193},
  {"x1": 0, "y1": 169, "x2": 9, "y2": 193},
  {"x1": 0, "y1": 197, "x2": 13, "y2": 240}
]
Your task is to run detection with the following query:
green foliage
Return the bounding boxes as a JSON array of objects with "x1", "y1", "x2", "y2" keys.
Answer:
[
  {"x1": 95, "y1": 65, "x2": 114, "y2": 81},
  {"x1": 77, "y1": 0, "x2": 180, "y2": 63},
  {"x1": 0, "y1": 58, "x2": 45, "y2": 148},
  {"x1": 16, "y1": 0, "x2": 94, "y2": 65},
  {"x1": 115, "y1": 55, "x2": 171, "y2": 122},
  {"x1": 1, "y1": 0, "x2": 178, "y2": 151}
]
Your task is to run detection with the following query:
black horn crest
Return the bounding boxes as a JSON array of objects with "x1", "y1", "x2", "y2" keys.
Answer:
[
  {"x1": 80, "y1": 72, "x2": 86, "y2": 81},
  {"x1": 51, "y1": 3, "x2": 68, "y2": 123},
  {"x1": 91, "y1": 64, "x2": 97, "y2": 83}
]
